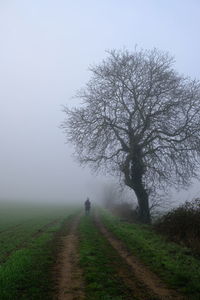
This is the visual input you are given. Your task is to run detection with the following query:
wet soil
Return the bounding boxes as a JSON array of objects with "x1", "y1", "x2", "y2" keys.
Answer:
[{"x1": 53, "y1": 214, "x2": 84, "y2": 300}]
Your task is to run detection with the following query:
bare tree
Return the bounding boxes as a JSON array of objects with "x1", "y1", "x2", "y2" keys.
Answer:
[
  {"x1": 62, "y1": 48, "x2": 200, "y2": 223},
  {"x1": 101, "y1": 181, "x2": 137, "y2": 209}
]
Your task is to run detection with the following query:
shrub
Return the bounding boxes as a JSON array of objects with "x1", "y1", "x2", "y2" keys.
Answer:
[{"x1": 154, "y1": 198, "x2": 200, "y2": 254}]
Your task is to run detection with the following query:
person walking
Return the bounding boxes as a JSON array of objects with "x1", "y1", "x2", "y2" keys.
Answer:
[{"x1": 85, "y1": 197, "x2": 91, "y2": 215}]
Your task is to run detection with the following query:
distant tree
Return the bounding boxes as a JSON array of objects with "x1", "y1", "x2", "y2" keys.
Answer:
[
  {"x1": 101, "y1": 182, "x2": 121, "y2": 209},
  {"x1": 62, "y1": 48, "x2": 200, "y2": 223},
  {"x1": 101, "y1": 181, "x2": 136, "y2": 209}
]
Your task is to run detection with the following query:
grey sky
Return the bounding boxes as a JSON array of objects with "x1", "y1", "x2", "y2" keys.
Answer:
[{"x1": 0, "y1": 0, "x2": 200, "y2": 203}]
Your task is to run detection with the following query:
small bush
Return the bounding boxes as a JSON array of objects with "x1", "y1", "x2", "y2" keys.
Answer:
[{"x1": 154, "y1": 198, "x2": 200, "y2": 254}]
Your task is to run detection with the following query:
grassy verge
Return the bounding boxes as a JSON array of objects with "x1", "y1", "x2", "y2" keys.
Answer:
[
  {"x1": 0, "y1": 210, "x2": 78, "y2": 300},
  {"x1": 79, "y1": 215, "x2": 142, "y2": 300},
  {"x1": 99, "y1": 209, "x2": 200, "y2": 298}
]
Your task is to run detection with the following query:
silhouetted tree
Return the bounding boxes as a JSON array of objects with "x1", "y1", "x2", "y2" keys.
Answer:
[{"x1": 62, "y1": 48, "x2": 200, "y2": 223}]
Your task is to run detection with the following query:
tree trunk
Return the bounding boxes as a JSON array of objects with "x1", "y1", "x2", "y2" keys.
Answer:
[
  {"x1": 131, "y1": 156, "x2": 151, "y2": 224},
  {"x1": 133, "y1": 180, "x2": 151, "y2": 224},
  {"x1": 123, "y1": 154, "x2": 151, "y2": 224}
]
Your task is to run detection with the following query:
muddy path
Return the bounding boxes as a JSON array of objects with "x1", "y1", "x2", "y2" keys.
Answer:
[
  {"x1": 54, "y1": 214, "x2": 84, "y2": 300},
  {"x1": 94, "y1": 213, "x2": 185, "y2": 300}
]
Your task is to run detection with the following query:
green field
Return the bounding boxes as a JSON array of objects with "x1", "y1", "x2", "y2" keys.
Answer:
[
  {"x1": 0, "y1": 202, "x2": 79, "y2": 300},
  {"x1": 1, "y1": 202, "x2": 200, "y2": 299}
]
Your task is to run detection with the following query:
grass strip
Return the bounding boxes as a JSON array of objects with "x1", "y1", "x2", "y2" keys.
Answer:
[
  {"x1": 99, "y1": 209, "x2": 200, "y2": 298},
  {"x1": 79, "y1": 215, "x2": 140, "y2": 300}
]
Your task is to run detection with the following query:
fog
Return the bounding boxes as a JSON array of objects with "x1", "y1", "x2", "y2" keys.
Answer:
[{"x1": 0, "y1": 0, "x2": 200, "y2": 205}]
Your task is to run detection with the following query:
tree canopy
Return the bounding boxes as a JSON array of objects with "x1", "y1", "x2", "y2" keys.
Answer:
[{"x1": 62, "y1": 48, "x2": 200, "y2": 223}]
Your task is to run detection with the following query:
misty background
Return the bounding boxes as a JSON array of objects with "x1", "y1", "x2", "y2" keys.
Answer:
[{"x1": 0, "y1": 0, "x2": 200, "y2": 205}]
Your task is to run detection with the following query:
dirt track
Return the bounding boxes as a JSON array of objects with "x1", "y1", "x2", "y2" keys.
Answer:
[{"x1": 54, "y1": 215, "x2": 84, "y2": 300}]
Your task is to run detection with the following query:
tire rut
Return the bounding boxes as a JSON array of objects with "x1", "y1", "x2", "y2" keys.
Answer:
[
  {"x1": 54, "y1": 214, "x2": 84, "y2": 300},
  {"x1": 94, "y1": 213, "x2": 185, "y2": 300}
]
